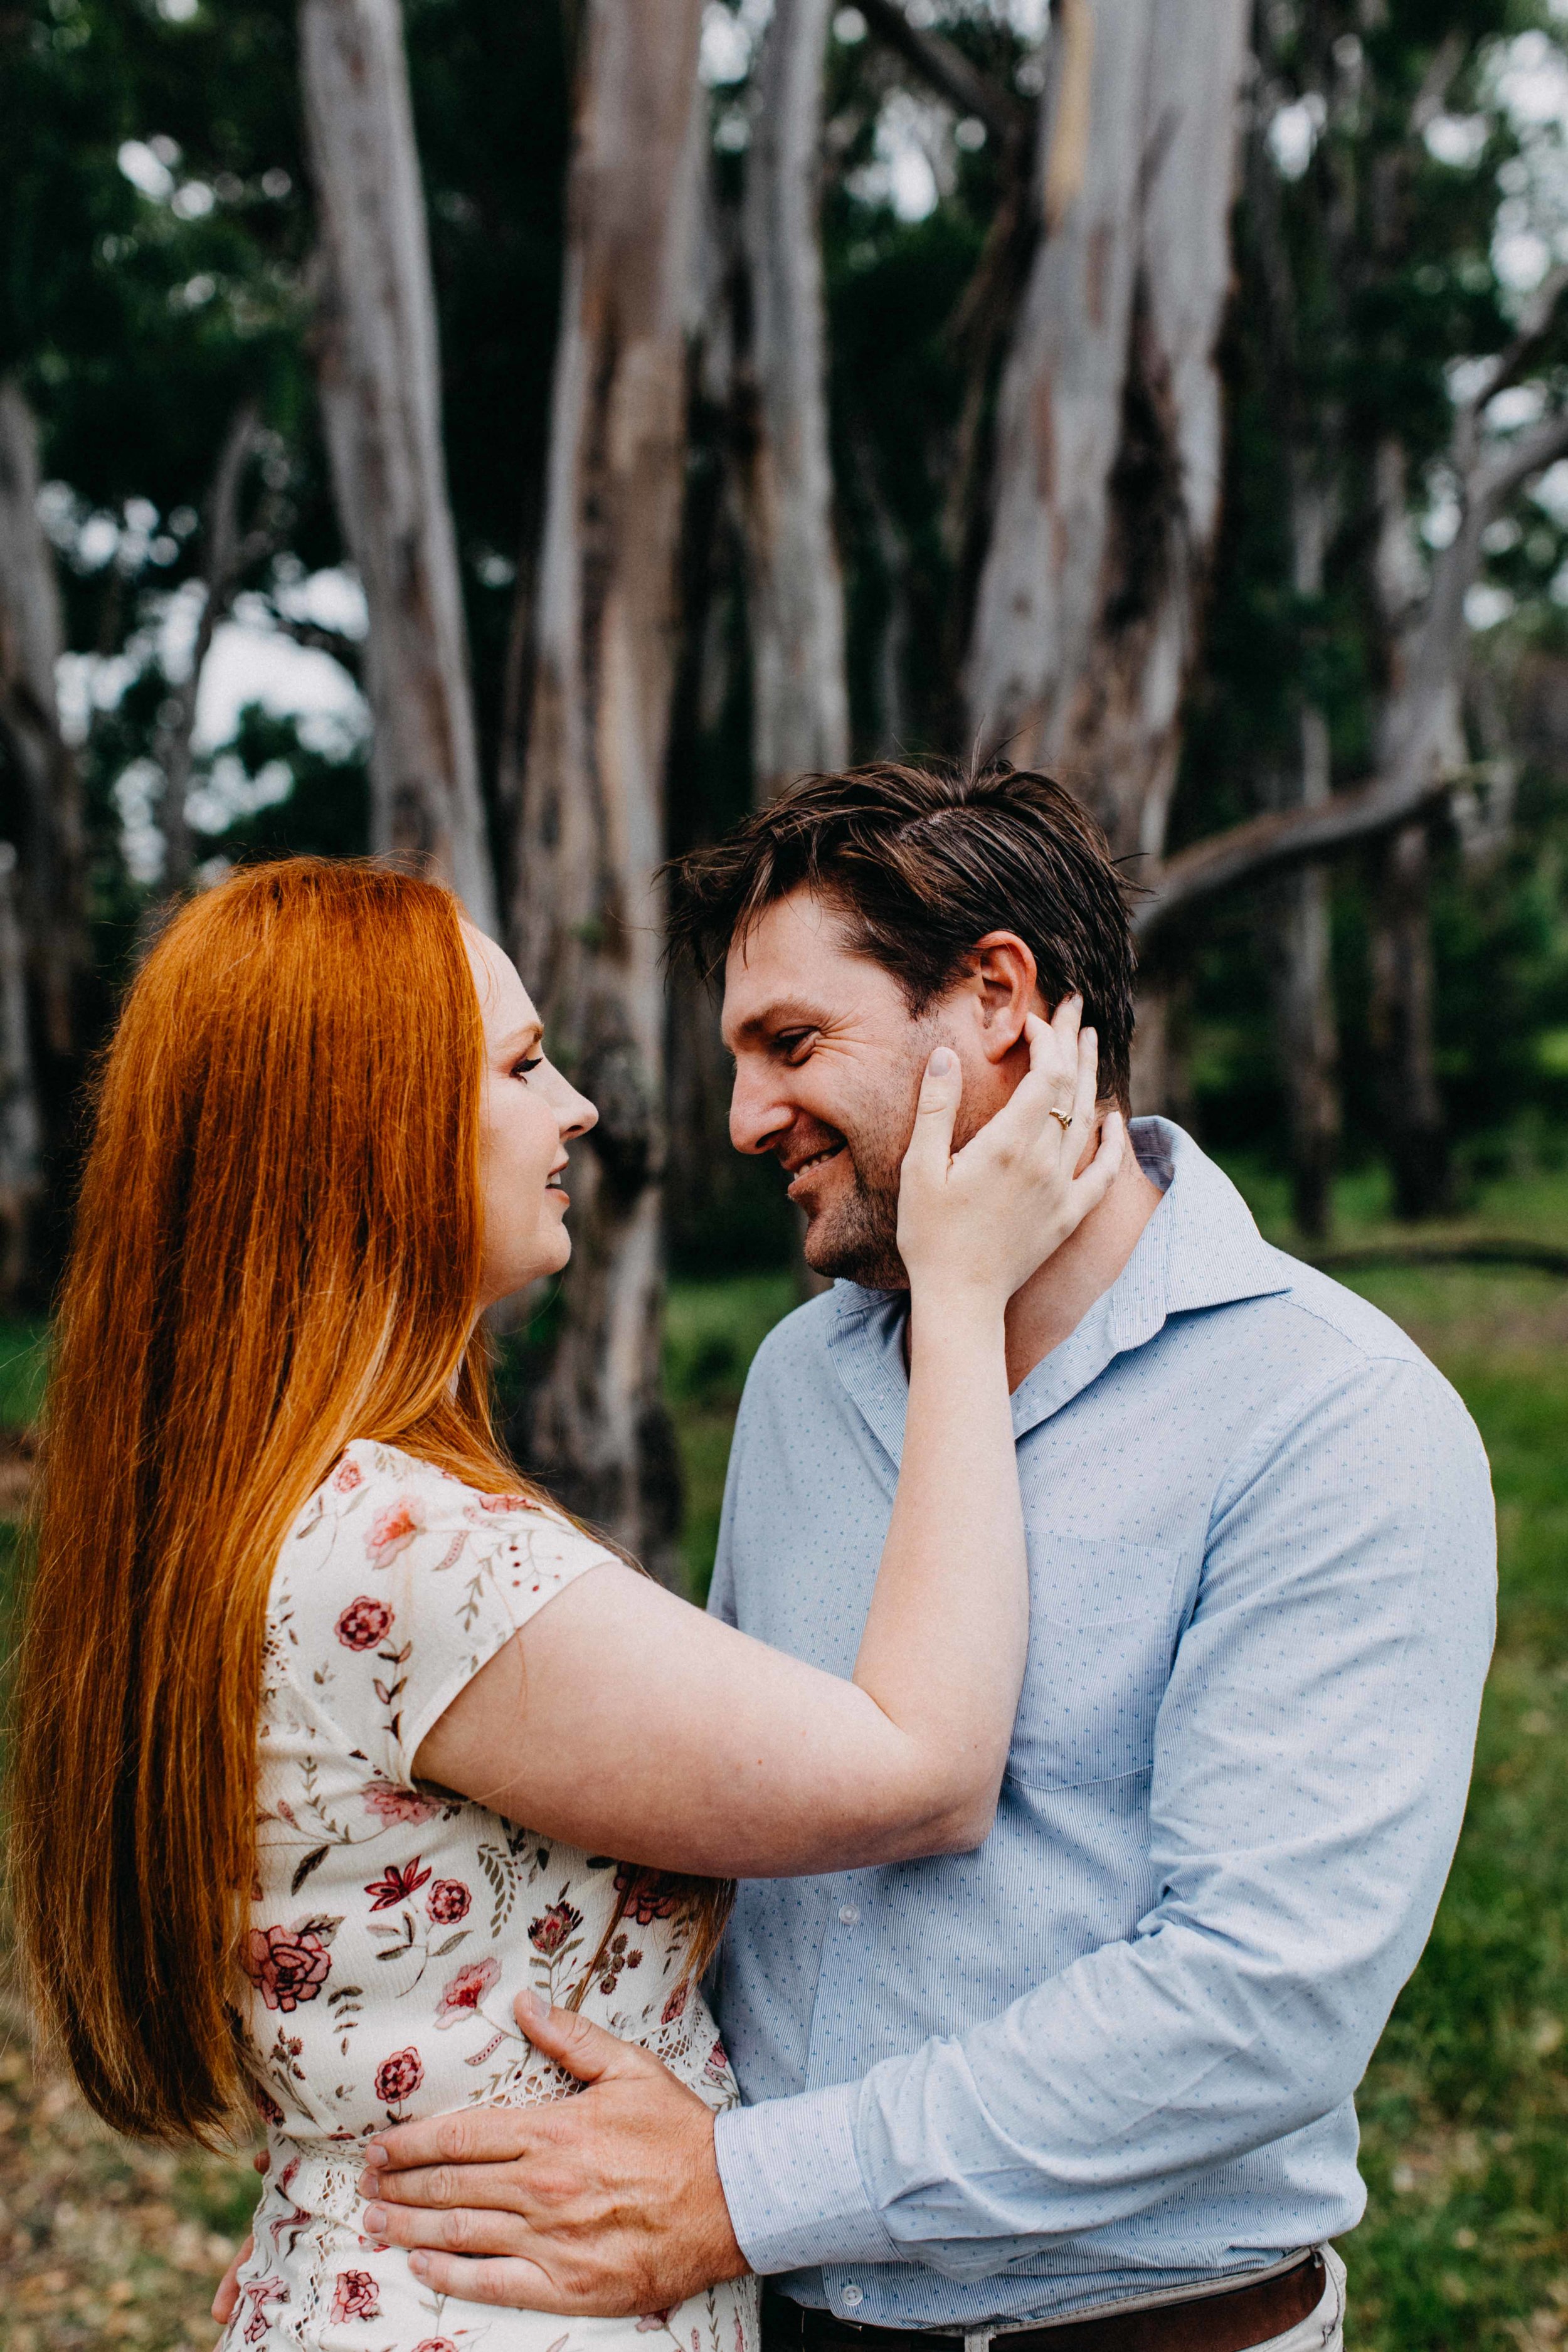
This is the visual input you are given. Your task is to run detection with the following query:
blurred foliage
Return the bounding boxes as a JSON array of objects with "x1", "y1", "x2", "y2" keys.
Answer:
[{"x1": 6, "y1": 0, "x2": 1568, "y2": 1252}]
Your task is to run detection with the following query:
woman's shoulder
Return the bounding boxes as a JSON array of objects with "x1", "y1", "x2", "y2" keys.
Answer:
[{"x1": 280, "y1": 1439, "x2": 613, "y2": 1596}]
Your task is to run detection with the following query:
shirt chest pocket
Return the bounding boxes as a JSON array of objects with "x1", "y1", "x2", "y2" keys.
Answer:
[{"x1": 1007, "y1": 1534, "x2": 1177, "y2": 1790}]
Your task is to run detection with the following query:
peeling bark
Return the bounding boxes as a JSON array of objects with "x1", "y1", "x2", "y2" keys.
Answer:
[
  {"x1": 965, "y1": 0, "x2": 1248, "y2": 861},
  {"x1": 300, "y1": 0, "x2": 497, "y2": 933},
  {"x1": 0, "y1": 379, "x2": 87, "y2": 1300},
  {"x1": 738, "y1": 0, "x2": 849, "y2": 799},
  {"x1": 0, "y1": 380, "x2": 89, "y2": 1070},
  {"x1": 508, "y1": 0, "x2": 706, "y2": 1582},
  {"x1": 156, "y1": 403, "x2": 269, "y2": 896}
]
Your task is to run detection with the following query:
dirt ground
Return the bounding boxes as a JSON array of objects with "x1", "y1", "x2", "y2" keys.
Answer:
[{"x1": 0, "y1": 1989, "x2": 258, "y2": 2351}]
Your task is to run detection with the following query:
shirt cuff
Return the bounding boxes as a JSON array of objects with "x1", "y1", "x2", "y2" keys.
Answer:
[{"x1": 714, "y1": 2082, "x2": 903, "y2": 2275}]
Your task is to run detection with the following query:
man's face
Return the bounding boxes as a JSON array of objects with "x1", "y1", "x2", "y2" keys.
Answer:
[{"x1": 721, "y1": 889, "x2": 953, "y2": 1287}]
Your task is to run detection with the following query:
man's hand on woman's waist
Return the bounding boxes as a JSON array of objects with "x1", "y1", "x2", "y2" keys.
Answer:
[{"x1": 358, "y1": 1989, "x2": 749, "y2": 2312}]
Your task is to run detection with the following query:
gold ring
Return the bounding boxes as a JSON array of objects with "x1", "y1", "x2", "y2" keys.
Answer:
[{"x1": 1049, "y1": 1108, "x2": 1074, "y2": 1129}]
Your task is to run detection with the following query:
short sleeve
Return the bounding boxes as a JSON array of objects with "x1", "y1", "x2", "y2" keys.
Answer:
[{"x1": 272, "y1": 1439, "x2": 615, "y2": 1788}]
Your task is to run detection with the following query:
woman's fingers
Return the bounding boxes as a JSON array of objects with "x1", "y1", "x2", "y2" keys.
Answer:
[{"x1": 901, "y1": 1045, "x2": 963, "y2": 1185}]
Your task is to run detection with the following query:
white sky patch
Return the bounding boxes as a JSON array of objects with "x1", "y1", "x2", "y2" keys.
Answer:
[
  {"x1": 1465, "y1": 581, "x2": 1515, "y2": 629},
  {"x1": 701, "y1": 0, "x2": 771, "y2": 85},
  {"x1": 1425, "y1": 112, "x2": 1488, "y2": 169},
  {"x1": 849, "y1": 89, "x2": 953, "y2": 222},
  {"x1": 1485, "y1": 30, "x2": 1568, "y2": 292},
  {"x1": 1268, "y1": 93, "x2": 1326, "y2": 183},
  {"x1": 194, "y1": 619, "x2": 367, "y2": 758},
  {"x1": 55, "y1": 568, "x2": 368, "y2": 765},
  {"x1": 269, "y1": 564, "x2": 369, "y2": 639},
  {"x1": 1531, "y1": 455, "x2": 1568, "y2": 526},
  {"x1": 186, "y1": 753, "x2": 295, "y2": 837},
  {"x1": 117, "y1": 139, "x2": 174, "y2": 201}
]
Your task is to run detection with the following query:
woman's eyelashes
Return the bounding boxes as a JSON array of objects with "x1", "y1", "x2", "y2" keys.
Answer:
[{"x1": 512, "y1": 1054, "x2": 543, "y2": 1080}]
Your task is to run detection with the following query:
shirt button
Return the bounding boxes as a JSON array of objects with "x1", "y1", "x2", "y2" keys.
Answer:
[
  {"x1": 838, "y1": 1904, "x2": 860, "y2": 1926},
  {"x1": 841, "y1": 2286, "x2": 864, "y2": 2309}
]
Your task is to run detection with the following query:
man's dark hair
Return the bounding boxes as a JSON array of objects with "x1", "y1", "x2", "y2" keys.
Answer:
[{"x1": 663, "y1": 760, "x2": 1138, "y2": 1106}]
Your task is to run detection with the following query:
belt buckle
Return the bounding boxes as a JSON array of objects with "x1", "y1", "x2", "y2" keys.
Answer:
[{"x1": 963, "y1": 2331, "x2": 995, "y2": 2352}]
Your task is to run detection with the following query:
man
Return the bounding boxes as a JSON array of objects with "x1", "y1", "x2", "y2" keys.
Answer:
[{"x1": 347, "y1": 763, "x2": 1495, "y2": 2351}]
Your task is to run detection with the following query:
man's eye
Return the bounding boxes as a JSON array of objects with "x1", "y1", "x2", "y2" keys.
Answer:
[{"x1": 777, "y1": 1032, "x2": 815, "y2": 1063}]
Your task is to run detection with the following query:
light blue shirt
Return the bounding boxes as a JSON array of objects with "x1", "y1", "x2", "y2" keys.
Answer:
[{"x1": 707, "y1": 1121, "x2": 1495, "y2": 2327}]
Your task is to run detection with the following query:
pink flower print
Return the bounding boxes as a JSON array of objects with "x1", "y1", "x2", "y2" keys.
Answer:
[
  {"x1": 241, "y1": 1924, "x2": 331, "y2": 2013},
  {"x1": 435, "y1": 1956, "x2": 501, "y2": 2026},
  {"x1": 374, "y1": 2045, "x2": 424, "y2": 2105},
  {"x1": 362, "y1": 1779, "x2": 443, "y2": 1827},
  {"x1": 332, "y1": 1456, "x2": 364, "y2": 1494},
  {"x1": 661, "y1": 1982, "x2": 689, "y2": 2026},
  {"x1": 250, "y1": 2079, "x2": 286, "y2": 2127},
  {"x1": 329, "y1": 2269, "x2": 381, "y2": 2323},
  {"x1": 365, "y1": 1495, "x2": 424, "y2": 1565},
  {"x1": 413, "y1": 2341, "x2": 460, "y2": 2352},
  {"x1": 364, "y1": 1857, "x2": 432, "y2": 1912},
  {"x1": 702, "y1": 2035, "x2": 729, "y2": 2085},
  {"x1": 426, "y1": 1878, "x2": 471, "y2": 1925},
  {"x1": 528, "y1": 1900, "x2": 583, "y2": 1957},
  {"x1": 637, "y1": 2315, "x2": 673, "y2": 2333},
  {"x1": 241, "y1": 2275, "x2": 289, "y2": 2344},
  {"x1": 336, "y1": 1594, "x2": 393, "y2": 1651},
  {"x1": 477, "y1": 1492, "x2": 531, "y2": 1513}
]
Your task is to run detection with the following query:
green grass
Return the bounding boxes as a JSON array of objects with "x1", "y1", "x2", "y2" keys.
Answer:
[
  {"x1": 0, "y1": 1197, "x2": 1564, "y2": 2346},
  {"x1": 664, "y1": 1199, "x2": 1568, "y2": 2348}
]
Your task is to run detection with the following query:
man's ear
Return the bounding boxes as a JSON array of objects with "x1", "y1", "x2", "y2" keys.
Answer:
[{"x1": 967, "y1": 933, "x2": 1041, "y2": 1065}]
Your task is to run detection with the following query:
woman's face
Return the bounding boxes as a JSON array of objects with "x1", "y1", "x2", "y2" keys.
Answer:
[{"x1": 465, "y1": 926, "x2": 598, "y2": 1310}]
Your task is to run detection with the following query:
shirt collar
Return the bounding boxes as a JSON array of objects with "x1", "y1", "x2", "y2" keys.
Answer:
[{"x1": 825, "y1": 1120, "x2": 1294, "y2": 1464}]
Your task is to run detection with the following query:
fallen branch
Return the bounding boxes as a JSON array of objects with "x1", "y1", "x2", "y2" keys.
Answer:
[
  {"x1": 1133, "y1": 761, "x2": 1481, "y2": 936},
  {"x1": 1306, "y1": 1237, "x2": 1568, "y2": 1279}
]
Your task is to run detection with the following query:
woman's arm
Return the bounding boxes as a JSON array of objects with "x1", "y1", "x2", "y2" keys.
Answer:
[{"x1": 417, "y1": 1009, "x2": 1123, "y2": 1878}]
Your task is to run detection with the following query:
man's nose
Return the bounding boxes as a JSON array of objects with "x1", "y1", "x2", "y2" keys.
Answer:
[{"x1": 728, "y1": 1060, "x2": 792, "y2": 1157}]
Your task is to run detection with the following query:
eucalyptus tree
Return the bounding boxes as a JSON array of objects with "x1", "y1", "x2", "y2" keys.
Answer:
[{"x1": 509, "y1": 0, "x2": 708, "y2": 1579}]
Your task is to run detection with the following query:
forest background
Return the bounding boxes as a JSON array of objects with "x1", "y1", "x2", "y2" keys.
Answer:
[{"x1": 1, "y1": 0, "x2": 1567, "y2": 2347}]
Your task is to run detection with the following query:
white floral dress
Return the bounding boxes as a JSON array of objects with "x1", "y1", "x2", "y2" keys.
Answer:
[{"x1": 221, "y1": 1439, "x2": 758, "y2": 2352}]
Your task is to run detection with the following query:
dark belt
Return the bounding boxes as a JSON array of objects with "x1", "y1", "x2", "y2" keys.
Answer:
[{"x1": 762, "y1": 2255, "x2": 1325, "y2": 2352}]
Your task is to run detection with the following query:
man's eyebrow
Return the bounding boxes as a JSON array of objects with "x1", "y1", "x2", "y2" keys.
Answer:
[{"x1": 724, "y1": 999, "x2": 828, "y2": 1046}]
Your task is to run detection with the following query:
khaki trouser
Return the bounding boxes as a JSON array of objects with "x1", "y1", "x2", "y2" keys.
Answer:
[{"x1": 1253, "y1": 2247, "x2": 1346, "y2": 2351}]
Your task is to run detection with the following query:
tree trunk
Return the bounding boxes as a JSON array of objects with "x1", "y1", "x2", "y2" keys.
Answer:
[
  {"x1": 507, "y1": 0, "x2": 706, "y2": 1583},
  {"x1": 964, "y1": 0, "x2": 1247, "y2": 861},
  {"x1": 0, "y1": 381, "x2": 90, "y2": 1062},
  {"x1": 0, "y1": 378, "x2": 88, "y2": 1301},
  {"x1": 738, "y1": 0, "x2": 849, "y2": 799},
  {"x1": 1367, "y1": 437, "x2": 1454, "y2": 1219},
  {"x1": 1267, "y1": 472, "x2": 1342, "y2": 1241},
  {"x1": 299, "y1": 0, "x2": 498, "y2": 933},
  {"x1": 1369, "y1": 820, "x2": 1451, "y2": 1220},
  {"x1": 156, "y1": 403, "x2": 268, "y2": 897}
]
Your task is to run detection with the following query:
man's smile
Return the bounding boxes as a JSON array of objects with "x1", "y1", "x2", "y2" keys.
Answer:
[{"x1": 783, "y1": 1138, "x2": 846, "y2": 1198}]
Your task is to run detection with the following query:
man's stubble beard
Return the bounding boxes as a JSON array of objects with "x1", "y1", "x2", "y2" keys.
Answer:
[{"x1": 801, "y1": 1034, "x2": 960, "y2": 1290}]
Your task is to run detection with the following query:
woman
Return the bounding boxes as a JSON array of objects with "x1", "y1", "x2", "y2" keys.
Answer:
[{"x1": 8, "y1": 859, "x2": 1121, "y2": 2351}]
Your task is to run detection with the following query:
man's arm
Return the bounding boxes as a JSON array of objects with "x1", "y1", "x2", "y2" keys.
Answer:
[
  {"x1": 358, "y1": 1352, "x2": 1494, "y2": 2304},
  {"x1": 715, "y1": 1353, "x2": 1495, "y2": 2276}
]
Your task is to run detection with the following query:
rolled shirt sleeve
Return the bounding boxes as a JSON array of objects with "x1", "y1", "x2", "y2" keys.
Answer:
[{"x1": 716, "y1": 1354, "x2": 1495, "y2": 2277}]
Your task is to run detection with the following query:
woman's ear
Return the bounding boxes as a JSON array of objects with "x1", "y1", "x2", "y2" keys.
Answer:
[{"x1": 970, "y1": 933, "x2": 1041, "y2": 1064}]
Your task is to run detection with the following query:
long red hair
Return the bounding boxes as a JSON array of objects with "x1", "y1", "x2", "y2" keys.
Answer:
[{"x1": 6, "y1": 861, "x2": 719, "y2": 2147}]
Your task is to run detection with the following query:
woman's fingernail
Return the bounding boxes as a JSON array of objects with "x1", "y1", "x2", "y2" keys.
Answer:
[
  {"x1": 364, "y1": 2143, "x2": 388, "y2": 2168},
  {"x1": 515, "y1": 1984, "x2": 546, "y2": 2021},
  {"x1": 410, "y1": 2254, "x2": 430, "y2": 2279},
  {"x1": 929, "y1": 1046, "x2": 956, "y2": 1076},
  {"x1": 364, "y1": 2203, "x2": 387, "y2": 2232}
]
